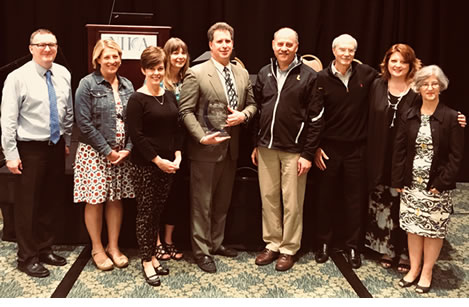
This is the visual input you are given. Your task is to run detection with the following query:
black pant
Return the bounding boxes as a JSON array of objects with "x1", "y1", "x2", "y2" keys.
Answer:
[
  {"x1": 15, "y1": 138, "x2": 65, "y2": 263},
  {"x1": 315, "y1": 140, "x2": 366, "y2": 250},
  {"x1": 161, "y1": 161, "x2": 188, "y2": 226}
]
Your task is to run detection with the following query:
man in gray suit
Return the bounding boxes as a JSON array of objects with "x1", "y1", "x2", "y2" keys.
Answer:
[{"x1": 179, "y1": 22, "x2": 257, "y2": 273}]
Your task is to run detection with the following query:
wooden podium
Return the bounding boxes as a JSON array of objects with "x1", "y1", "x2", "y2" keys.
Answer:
[{"x1": 86, "y1": 24, "x2": 171, "y2": 88}]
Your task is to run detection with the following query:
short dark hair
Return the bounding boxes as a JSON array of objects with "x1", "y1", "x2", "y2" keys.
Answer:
[
  {"x1": 207, "y1": 22, "x2": 234, "y2": 42},
  {"x1": 140, "y1": 46, "x2": 165, "y2": 69},
  {"x1": 30, "y1": 28, "x2": 56, "y2": 44}
]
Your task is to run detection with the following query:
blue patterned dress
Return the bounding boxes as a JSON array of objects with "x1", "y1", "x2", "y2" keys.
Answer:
[{"x1": 399, "y1": 114, "x2": 452, "y2": 239}]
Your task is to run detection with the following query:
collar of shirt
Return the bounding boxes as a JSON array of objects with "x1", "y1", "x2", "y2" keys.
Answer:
[
  {"x1": 211, "y1": 58, "x2": 234, "y2": 76},
  {"x1": 276, "y1": 56, "x2": 298, "y2": 77},
  {"x1": 331, "y1": 60, "x2": 352, "y2": 87},
  {"x1": 211, "y1": 58, "x2": 237, "y2": 99},
  {"x1": 93, "y1": 70, "x2": 130, "y2": 90},
  {"x1": 33, "y1": 60, "x2": 52, "y2": 78},
  {"x1": 275, "y1": 55, "x2": 298, "y2": 92},
  {"x1": 331, "y1": 60, "x2": 352, "y2": 77}
]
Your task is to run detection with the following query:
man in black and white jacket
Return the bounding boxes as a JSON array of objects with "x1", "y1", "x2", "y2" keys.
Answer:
[{"x1": 251, "y1": 27, "x2": 318, "y2": 272}]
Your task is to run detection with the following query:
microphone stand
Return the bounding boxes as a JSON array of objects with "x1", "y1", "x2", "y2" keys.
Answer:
[{"x1": 0, "y1": 54, "x2": 31, "y2": 73}]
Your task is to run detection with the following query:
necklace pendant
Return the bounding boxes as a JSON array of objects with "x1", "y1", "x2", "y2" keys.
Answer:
[{"x1": 153, "y1": 94, "x2": 164, "y2": 105}]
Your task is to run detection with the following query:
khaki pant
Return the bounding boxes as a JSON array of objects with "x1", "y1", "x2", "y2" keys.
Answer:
[{"x1": 257, "y1": 147, "x2": 307, "y2": 255}]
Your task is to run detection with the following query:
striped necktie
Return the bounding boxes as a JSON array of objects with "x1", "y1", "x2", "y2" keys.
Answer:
[{"x1": 223, "y1": 66, "x2": 238, "y2": 109}]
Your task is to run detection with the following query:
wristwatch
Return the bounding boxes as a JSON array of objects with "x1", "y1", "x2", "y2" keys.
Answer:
[{"x1": 243, "y1": 112, "x2": 248, "y2": 123}]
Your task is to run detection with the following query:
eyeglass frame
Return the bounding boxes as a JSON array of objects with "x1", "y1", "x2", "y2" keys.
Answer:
[
  {"x1": 30, "y1": 43, "x2": 58, "y2": 49},
  {"x1": 421, "y1": 82, "x2": 440, "y2": 90}
]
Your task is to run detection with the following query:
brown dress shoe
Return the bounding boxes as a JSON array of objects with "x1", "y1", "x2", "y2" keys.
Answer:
[
  {"x1": 275, "y1": 254, "x2": 295, "y2": 271},
  {"x1": 255, "y1": 248, "x2": 280, "y2": 265}
]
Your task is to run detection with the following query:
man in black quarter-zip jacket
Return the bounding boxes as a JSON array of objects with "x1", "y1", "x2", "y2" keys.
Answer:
[
  {"x1": 311, "y1": 34, "x2": 378, "y2": 269},
  {"x1": 251, "y1": 27, "x2": 318, "y2": 272}
]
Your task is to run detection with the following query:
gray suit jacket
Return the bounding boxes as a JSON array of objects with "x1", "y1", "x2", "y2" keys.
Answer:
[{"x1": 179, "y1": 59, "x2": 257, "y2": 162}]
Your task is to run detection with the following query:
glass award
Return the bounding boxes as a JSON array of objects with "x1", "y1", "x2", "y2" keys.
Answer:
[{"x1": 203, "y1": 101, "x2": 229, "y2": 137}]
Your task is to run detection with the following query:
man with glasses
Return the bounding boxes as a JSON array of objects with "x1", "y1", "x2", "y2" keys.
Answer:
[
  {"x1": 311, "y1": 34, "x2": 378, "y2": 269},
  {"x1": 1, "y1": 29, "x2": 73, "y2": 277}
]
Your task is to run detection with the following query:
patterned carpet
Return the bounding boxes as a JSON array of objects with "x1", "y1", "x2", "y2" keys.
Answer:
[
  {"x1": 1, "y1": 183, "x2": 468, "y2": 299},
  {"x1": 0, "y1": 243, "x2": 84, "y2": 298},
  {"x1": 67, "y1": 250, "x2": 356, "y2": 298}
]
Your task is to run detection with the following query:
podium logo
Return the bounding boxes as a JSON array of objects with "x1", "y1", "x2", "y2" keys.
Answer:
[{"x1": 101, "y1": 33, "x2": 158, "y2": 60}]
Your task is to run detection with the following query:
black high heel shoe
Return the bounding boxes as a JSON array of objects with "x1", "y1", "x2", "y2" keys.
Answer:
[
  {"x1": 398, "y1": 276, "x2": 419, "y2": 288},
  {"x1": 142, "y1": 261, "x2": 161, "y2": 286},
  {"x1": 153, "y1": 262, "x2": 169, "y2": 275},
  {"x1": 415, "y1": 283, "x2": 431, "y2": 294}
]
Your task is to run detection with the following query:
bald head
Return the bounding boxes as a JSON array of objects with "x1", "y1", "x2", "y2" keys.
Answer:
[
  {"x1": 273, "y1": 27, "x2": 299, "y2": 44},
  {"x1": 272, "y1": 27, "x2": 299, "y2": 70}
]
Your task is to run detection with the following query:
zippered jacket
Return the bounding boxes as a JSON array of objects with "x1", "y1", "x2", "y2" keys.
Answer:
[
  {"x1": 310, "y1": 61, "x2": 378, "y2": 150},
  {"x1": 253, "y1": 56, "x2": 318, "y2": 162}
]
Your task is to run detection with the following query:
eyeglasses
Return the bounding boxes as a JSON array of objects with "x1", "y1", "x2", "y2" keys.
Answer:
[
  {"x1": 30, "y1": 43, "x2": 58, "y2": 50},
  {"x1": 421, "y1": 82, "x2": 440, "y2": 89}
]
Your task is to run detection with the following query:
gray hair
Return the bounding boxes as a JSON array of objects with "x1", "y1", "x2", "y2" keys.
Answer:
[
  {"x1": 273, "y1": 27, "x2": 299, "y2": 44},
  {"x1": 412, "y1": 65, "x2": 449, "y2": 93},
  {"x1": 332, "y1": 34, "x2": 357, "y2": 50}
]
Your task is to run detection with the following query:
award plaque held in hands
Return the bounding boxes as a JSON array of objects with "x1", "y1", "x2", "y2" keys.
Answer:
[{"x1": 203, "y1": 101, "x2": 229, "y2": 137}]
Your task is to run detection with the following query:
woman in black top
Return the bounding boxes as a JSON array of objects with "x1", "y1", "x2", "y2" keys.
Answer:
[
  {"x1": 365, "y1": 46, "x2": 466, "y2": 275},
  {"x1": 365, "y1": 44, "x2": 421, "y2": 273},
  {"x1": 126, "y1": 46, "x2": 183, "y2": 287}
]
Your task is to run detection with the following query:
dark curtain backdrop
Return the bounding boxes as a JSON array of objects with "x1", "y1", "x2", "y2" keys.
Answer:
[{"x1": 1, "y1": 0, "x2": 467, "y2": 180}]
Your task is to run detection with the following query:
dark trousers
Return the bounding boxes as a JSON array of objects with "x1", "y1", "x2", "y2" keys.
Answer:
[
  {"x1": 15, "y1": 138, "x2": 65, "y2": 264},
  {"x1": 161, "y1": 161, "x2": 187, "y2": 226},
  {"x1": 315, "y1": 140, "x2": 366, "y2": 250},
  {"x1": 189, "y1": 157, "x2": 236, "y2": 259}
]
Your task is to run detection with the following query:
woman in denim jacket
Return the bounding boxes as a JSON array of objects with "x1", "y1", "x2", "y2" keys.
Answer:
[{"x1": 74, "y1": 39, "x2": 135, "y2": 271}]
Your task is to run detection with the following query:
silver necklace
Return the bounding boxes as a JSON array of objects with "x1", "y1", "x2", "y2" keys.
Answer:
[
  {"x1": 153, "y1": 94, "x2": 164, "y2": 105},
  {"x1": 147, "y1": 85, "x2": 164, "y2": 105},
  {"x1": 387, "y1": 87, "x2": 410, "y2": 128}
]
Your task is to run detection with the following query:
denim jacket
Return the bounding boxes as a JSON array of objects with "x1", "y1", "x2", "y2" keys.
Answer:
[{"x1": 75, "y1": 70, "x2": 134, "y2": 156}]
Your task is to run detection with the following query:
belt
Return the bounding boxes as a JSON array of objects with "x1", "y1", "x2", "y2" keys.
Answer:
[{"x1": 17, "y1": 136, "x2": 63, "y2": 146}]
